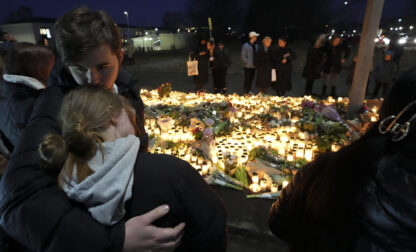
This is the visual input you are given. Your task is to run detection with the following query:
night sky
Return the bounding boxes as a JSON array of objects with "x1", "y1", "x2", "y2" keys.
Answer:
[{"x1": 0, "y1": 0, "x2": 412, "y2": 27}]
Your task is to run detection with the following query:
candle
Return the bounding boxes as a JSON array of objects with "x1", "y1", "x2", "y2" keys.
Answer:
[
  {"x1": 331, "y1": 144, "x2": 340, "y2": 152},
  {"x1": 260, "y1": 178, "x2": 267, "y2": 190},
  {"x1": 251, "y1": 172, "x2": 259, "y2": 184},
  {"x1": 202, "y1": 165, "x2": 209, "y2": 175},
  {"x1": 305, "y1": 149, "x2": 313, "y2": 161},
  {"x1": 371, "y1": 116, "x2": 377, "y2": 122},
  {"x1": 271, "y1": 183, "x2": 278, "y2": 193},
  {"x1": 282, "y1": 180, "x2": 289, "y2": 189},
  {"x1": 249, "y1": 183, "x2": 261, "y2": 193}
]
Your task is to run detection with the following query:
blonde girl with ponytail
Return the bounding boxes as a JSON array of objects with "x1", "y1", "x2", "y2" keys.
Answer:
[{"x1": 40, "y1": 85, "x2": 141, "y2": 224}]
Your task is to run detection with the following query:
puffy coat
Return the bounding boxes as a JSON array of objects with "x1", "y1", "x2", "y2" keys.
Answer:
[
  {"x1": 0, "y1": 86, "x2": 125, "y2": 251},
  {"x1": 0, "y1": 79, "x2": 43, "y2": 149},
  {"x1": 269, "y1": 147, "x2": 416, "y2": 252}
]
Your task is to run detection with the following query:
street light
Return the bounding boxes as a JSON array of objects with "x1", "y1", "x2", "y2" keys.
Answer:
[
  {"x1": 344, "y1": 1, "x2": 348, "y2": 5},
  {"x1": 124, "y1": 11, "x2": 130, "y2": 38},
  {"x1": 398, "y1": 18, "x2": 402, "y2": 22},
  {"x1": 155, "y1": 28, "x2": 158, "y2": 32}
]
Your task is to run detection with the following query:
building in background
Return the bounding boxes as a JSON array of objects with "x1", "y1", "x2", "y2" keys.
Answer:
[
  {"x1": 1, "y1": 18, "x2": 193, "y2": 53},
  {"x1": 0, "y1": 17, "x2": 56, "y2": 44}
]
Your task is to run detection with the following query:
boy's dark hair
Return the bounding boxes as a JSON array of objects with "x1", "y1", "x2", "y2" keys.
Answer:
[
  {"x1": 55, "y1": 7, "x2": 121, "y2": 64},
  {"x1": 4, "y1": 42, "x2": 55, "y2": 83}
]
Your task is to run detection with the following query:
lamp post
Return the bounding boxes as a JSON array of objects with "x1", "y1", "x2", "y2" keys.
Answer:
[{"x1": 124, "y1": 11, "x2": 130, "y2": 38}]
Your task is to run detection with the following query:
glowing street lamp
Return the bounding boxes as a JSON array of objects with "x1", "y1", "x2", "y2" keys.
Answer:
[
  {"x1": 344, "y1": 1, "x2": 348, "y2": 5},
  {"x1": 124, "y1": 11, "x2": 130, "y2": 37}
]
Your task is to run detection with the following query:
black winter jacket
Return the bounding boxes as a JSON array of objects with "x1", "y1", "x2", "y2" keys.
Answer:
[
  {"x1": 0, "y1": 86, "x2": 125, "y2": 251},
  {"x1": 302, "y1": 47, "x2": 324, "y2": 80},
  {"x1": 48, "y1": 60, "x2": 148, "y2": 151},
  {"x1": 271, "y1": 46, "x2": 295, "y2": 92},
  {"x1": 269, "y1": 151, "x2": 416, "y2": 251},
  {"x1": 128, "y1": 153, "x2": 227, "y2": 251},
  {"x1": 323, "y1": 43, "x2": 349, "y2": 74},
  {"x1": 0, "y1": 80, "x2": 43, "y2": 149}
]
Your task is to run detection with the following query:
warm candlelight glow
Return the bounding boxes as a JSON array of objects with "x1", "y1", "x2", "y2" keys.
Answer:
[
  {"x1": 260, "y1": 178, "x2": 267, "y2": 190},
  {"x1": 282, "y1": 180, "x2": 289, "y2": 189},
  {"x1": 249, "y1": 183, "x2": 261, "y2": 193},
  {"x1": 251, "y1": 173, "x2": 259, "y2": 184},
  {"x1": 271, "y1": 183, "x2": 278, "y2": 193}
]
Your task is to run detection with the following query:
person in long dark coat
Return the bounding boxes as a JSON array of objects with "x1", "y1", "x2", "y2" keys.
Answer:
[
  {"x1": 302, "y1": 35, "x2": 326, "y2": 96},
  {"x1": 255, "y1": 36, "x2": 273, "y2": 94},
  {"x1": 271, "y1": 36, "x2": 295, "y2": 96},
  {"x1": 269, "y1": 68, "x2": 416, "y2": 252},
  {"x1": 208, "y1": 40, "x2": 228, "y2": 94},
  {"x1": 192, "y1": 38, "x2": 209, "y2": 92},
  {"x1": 218, "y1": 41, "x2": 231, "y2": 94},
  {"x1": 322, "y1": 36, "x2": 350, "y2": 97}
]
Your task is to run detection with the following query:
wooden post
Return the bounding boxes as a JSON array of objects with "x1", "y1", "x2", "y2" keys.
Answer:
[{"x1": 347, "y1": 0, "x2": 384, "y2": 117}]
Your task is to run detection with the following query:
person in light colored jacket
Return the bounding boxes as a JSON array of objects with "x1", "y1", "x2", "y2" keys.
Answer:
[{"x1": 241, "y1": 31, "x2": 259, "y2": 94}]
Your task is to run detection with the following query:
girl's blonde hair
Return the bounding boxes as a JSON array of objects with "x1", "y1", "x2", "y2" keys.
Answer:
[{"x1": 39, "y1": 86, "x2": 141, "y2": 187}]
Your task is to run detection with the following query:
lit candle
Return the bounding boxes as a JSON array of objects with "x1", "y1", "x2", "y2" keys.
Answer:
[
  {"x1": 271, "y1": 183, "x2": 278, "y2": 193},
  {"x1": 371, "y1": 116, "x2": 377, "y2": 122},
  {"x1": 287, "y1": 153, "x2": 294, "y2": 162},
  {"x1": 260, "y1": 178, "x2": 267, "y2": 190},
  {"x1": 296, "y1": 148, "x2": 304, "y2": 159},
  {"x1": 251, "y1": 172, "x2": 259, "y2": 184},
  {"x1": 249, "y1": 183, "x2": 261, "y2": 193},
  {"x1": 331, "y1": 144, "x2": 340, "y2": 152},
  {"x1": 305, "y1": 149, "x2": 313, "y2": 161},
  {"x1": 282, "y1": 180, "x2": 289, "y2": 189},
  {"x1": 202, "y1": 165, "x2": 209, "y2": 175}
]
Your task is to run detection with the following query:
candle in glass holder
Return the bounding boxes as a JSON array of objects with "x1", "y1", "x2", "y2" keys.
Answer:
[
  {"x1": 260, "y1": 178, "x2": 267, "y2": 190},
  {"x1": 287, "y1": 153, "x2": 294, "y2": 162},
  {"x1": 251, "y1": 172, "x2": 259, "y2": 184},
  {"x1": 249, "y1": 183, "x2": 261, "y2": 193},
  {"x1": 296, "y1": 148, "x2": 304, "y2": 159},
  {"x1": 331, "y1": 144, "x2": 340, "y2": 152},
  {"x1": 202, "y1": 165, "x2": 209, "y2": 175},
  {"x1": 305, "y1": 149, "x2": 313, "y2": 161},
  {"x1": 282, "y1": 180, "x2": 289, "y2": 189},
  {"x1": 271, "y1": 182, "x2": 278, "y2": 193}
]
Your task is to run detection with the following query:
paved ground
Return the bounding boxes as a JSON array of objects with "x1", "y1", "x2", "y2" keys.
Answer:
[{"x1": 132, "y1": 70, "x2": 356, "y2": 97}]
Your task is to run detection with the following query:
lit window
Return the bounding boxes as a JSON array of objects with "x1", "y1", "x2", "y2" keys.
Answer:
[{"x1": 40, "y1": 28, "x2": 51, "y2": 39}]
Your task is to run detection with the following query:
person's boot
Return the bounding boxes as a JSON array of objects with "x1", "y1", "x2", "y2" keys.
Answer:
[
  {"x1": 331, "y1": 86, "x2": 337, "y2": 98},
  {"x1": 321, "y1": 86, "x2": 327, "y2": 98}
]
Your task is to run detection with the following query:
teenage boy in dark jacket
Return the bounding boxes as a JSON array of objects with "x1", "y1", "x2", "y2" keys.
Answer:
[{"x1": 0, "y1": 7, "x2": 184, "y2": 252}]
